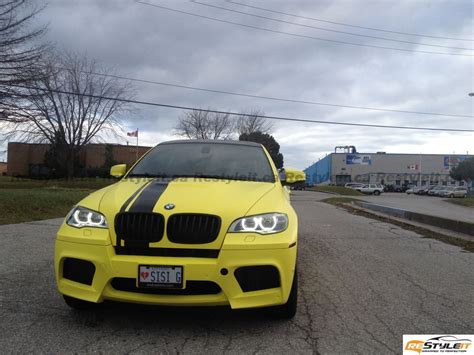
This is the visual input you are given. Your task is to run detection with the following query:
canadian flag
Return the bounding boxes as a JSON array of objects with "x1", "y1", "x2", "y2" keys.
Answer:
[
  {"x1": 407, "y1": 164, "x2": 419, "y2": 170},
  {"x1": 127, "y1": 130, "x2": 138, "y2": 138}
]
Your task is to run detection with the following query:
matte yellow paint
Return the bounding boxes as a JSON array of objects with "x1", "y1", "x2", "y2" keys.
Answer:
[
  {"x1": 283, "y1": 168, "x2": 306, "y2": 184},
  {"x1": 110, "y1": 164, "x2": 127, "y2": 178},
  {"x1": 55, "y1": 145, "x2": 298, "y2": 309}
]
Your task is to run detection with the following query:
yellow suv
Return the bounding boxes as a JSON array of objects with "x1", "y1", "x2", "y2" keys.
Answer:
[{"x1": 55, "y1": 140, "x2": 298, "y2": 318}]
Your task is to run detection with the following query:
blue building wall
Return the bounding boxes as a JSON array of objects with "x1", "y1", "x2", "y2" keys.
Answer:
[{"x1": 304, "y1": 155, "x2": 332, "y2": 185}]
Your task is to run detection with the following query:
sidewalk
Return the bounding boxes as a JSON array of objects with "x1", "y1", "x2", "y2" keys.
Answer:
[
  {"x1": 358, "y1": 193, "x2": 472, "y2": 223},
  {"x1": 354, "y1": 200, "x2": 474, "y2": 237}
]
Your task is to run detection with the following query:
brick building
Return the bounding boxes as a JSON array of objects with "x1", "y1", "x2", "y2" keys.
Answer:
[
  {"x1": 7, "y1": 142, "x2": 152, "y2": 176},
  {"x1": 0, "y1": 162, "x2": 6, "y2": 175}
]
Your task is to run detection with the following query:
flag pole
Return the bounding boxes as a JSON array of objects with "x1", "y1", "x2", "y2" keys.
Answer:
[
  {"x1": 419, "y1": 153, "x2": 422, "y2": 186},
  {"x1": 136, "y1": 128, "x2": 138, "y2": 161}
]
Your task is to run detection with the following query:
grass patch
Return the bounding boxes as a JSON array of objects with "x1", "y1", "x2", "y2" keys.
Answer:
[
  {"x1": 307, "y1": 186, "x2": 363, "y2": 196},
  {"x1": 0, "y1": 188, "x2": 93, "y2": 225},
  {"x1": 0, "y1": 176, "x2": 114, "y2": 190},
  {"x1": 444, "y1": 197, "x2": 474, "y2": 208}
]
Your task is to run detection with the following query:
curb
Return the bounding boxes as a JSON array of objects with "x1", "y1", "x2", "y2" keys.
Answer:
[
  {"x1": 306, "y1": 189, "x2": 339, "y2": 195},
  {"x1": 354, "y1": 201, "x2": 474, "y2": 237}
]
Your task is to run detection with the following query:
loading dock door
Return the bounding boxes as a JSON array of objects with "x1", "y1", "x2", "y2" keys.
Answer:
[{"x1": 335, "y1": 175, "x2": 351, "y2": 186}]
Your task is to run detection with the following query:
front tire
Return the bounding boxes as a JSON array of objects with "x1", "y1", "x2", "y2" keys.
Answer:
[
  {"x1": 268, "y1": 269, "x2": 298, "y2": 319},
  {"x1": 374, "y1": 190, "x2": 381, "y2": 196},
  {"x1": 63, "y1": 295, "x2": 97, "y2": 310},
  {"x1": 449, "y1": 194, "x2": 454, "y2": 198}
]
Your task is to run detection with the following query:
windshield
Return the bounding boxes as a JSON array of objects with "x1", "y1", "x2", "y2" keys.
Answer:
[{"x1": 127, "y1": 142, "x2": 275, "y2": 183}]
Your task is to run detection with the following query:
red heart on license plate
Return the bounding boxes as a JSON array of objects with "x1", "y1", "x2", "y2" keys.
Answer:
[{"x1": 140, "y1": 271, "x2": 149, "y2": 279}]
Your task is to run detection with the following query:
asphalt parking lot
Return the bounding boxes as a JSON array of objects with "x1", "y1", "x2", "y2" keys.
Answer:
[
  {"x1": 358, "y1": 192, "x2": 473, "y2": 223},
  {"x1": 1, "y1": 191, "x2": 472, "y2": 354}
]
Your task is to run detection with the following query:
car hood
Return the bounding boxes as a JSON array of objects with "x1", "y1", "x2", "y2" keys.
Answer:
[{"x1": 99, "y1": 178, "x2": 276, "y2": 248}]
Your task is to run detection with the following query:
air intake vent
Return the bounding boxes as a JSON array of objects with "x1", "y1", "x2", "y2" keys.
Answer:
[
  {"x1": 167, "y1": 214, "x2": 221, "y2": 244},
  {"x1": 234, "y1": 265, "x2": 280, "y2": 292},
  {"x1": 111, "y1": 278, "x2": 222, "y2": 295},
  {"x1": 115, "y1": 212, "x2": 165, "y2": 245},
  {"x1": 63, "y1": 258, "x2": 95, "y2": 285}
]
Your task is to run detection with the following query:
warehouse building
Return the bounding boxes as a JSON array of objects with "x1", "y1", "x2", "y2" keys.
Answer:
[{"x1": 304, "y1": 149, "x2": 472, "y2": 187}]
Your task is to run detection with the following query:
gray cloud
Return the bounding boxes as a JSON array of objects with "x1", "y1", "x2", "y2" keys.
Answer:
[{"x1": 2, "y1": 0, "x2": 472, "y2": 167}]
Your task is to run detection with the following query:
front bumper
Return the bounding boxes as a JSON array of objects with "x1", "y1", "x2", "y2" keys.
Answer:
[{"x1": 55, "y1": 238, "x2": 297, "y2": 309}]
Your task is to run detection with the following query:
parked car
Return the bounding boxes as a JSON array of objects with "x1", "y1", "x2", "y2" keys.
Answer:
[
  {"x1": 406, "y1": 186, "x2": 424, "y2": 195},
  {"x1": 385, "y1": 184, "x2": 412, "y2": 192},
  {"x1": 428, "y1": 185, "x2": 446, "y2": 196},
  {"x1": 414, "y1": 185, "x2": 438, "y2": 195},
  {"x1": 284, "y1": 168, "x2": 306, "y2": 190},
  {"x1": 385, "y1": 184, "x2": 407, "y2": 192},
  {"x1": 54, "y1": 140, "x2": 299, "y2": 318},
  {"x1": 421, "y1": 185, "x2": 438, "y2": 195},
  {"x1": 385, "y1": 185, "x2": 398, "y2": 192},
  {"x1": 440, "y1": 186, "x2": 468, "y2": 198},
  {"x1": 358, "y1": 184, "x2": 384, "y2": 195},
  {"x1": 345, "y1": 182, "x2": 365, "y2": 189}
]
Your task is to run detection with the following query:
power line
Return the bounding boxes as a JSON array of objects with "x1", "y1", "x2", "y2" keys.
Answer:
[
  {"x1": 30, "y1": 65, "x2": 472, "y2": 118},
  {"x1": 9, "y1": 84, "x2": 474, "y2": 133},
  {"x1": 135, "y1": 1, "x2": 473, "y2": 57},
  {"x1": 227, "y1": 0, "x2": 474, "y2": 42},
  {"x1": 84, "y1": 70, "x2": 474, "y2": 119},
  {"x1": 192, "y1": 1, "x2": 472, "y2": 51}
]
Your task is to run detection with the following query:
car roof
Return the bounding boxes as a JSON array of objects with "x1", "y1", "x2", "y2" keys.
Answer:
[{"x1": 159, "y1": 139, "x2": 262, "y2": 147}]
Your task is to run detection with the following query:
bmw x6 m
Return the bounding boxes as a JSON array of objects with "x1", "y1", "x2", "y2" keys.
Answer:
[{"x1": 55, "y1": 140, "x2": 298, "y2": 318}]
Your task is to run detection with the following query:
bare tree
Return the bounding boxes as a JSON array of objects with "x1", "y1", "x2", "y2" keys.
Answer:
[
  {"x1": 236, "y1": 109, "x2": 273, "y2": 136},
  {"x1": 0, "y1": 0, "x2": 47, "y2": 115},
  {"x1": 3, "y1": 51, "x2": 134, "y2": 177},
  {"x1": 175, "y1": 109, "x2": 234, "y2": 140}
]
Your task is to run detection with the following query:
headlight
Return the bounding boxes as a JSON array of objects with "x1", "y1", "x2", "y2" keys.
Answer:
[
  {"x1": 66, "y1": 206, "x2": 108, "y2": 228},
  {"x1": 228, "y1": 213, "x2": 288, "y2": 235}
]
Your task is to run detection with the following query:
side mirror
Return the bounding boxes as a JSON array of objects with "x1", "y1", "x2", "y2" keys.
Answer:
[
  {"x1": 110, "y1": 164, "x2": 127, "y2": 178},
  {"x1": 280, "y1": 168, "x2": 306, "y2": 186}
]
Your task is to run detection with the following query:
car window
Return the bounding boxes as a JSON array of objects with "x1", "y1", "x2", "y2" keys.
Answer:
[{"x1": 128, "y1": 142, "x2": 275, "y2": 182}]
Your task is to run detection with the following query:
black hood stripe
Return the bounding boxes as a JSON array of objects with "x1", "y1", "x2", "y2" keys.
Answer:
[
  {"x1": 119, "y1": 179, "x2": 154, "y2": 213},
  {"x1": 128, "y1": 181, "x2": 169, "y2": 213}
]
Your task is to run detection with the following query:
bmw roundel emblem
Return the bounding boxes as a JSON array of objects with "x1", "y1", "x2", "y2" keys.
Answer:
[{"x1": 164, "y1": 203, "x2": 175, "y2": 210}]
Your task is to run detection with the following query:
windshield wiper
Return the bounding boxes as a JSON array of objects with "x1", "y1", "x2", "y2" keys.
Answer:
[
  {"x1": 126, "y1": 173, "x2": 167, "y2": 178},
  {"x1": 173, "y1": 174, "x2": 223, "y2": 179},
  {"x1": 172, "y1": 174, "x2": 266, "y2": 182}
]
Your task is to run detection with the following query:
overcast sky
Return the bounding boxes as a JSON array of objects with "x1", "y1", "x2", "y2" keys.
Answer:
[{"x1": 3, "y1": 0, "x2": 473, "y2": 168}]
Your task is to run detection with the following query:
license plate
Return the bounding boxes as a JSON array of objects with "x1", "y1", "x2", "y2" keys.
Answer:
[{"x1": 138, "y1": 265, "x2": 183, "y2": 289}]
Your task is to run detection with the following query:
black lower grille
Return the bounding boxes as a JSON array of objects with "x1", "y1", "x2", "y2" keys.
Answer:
[
  {"x1": 111, "y1": 278, "x2": 222, "y2": 295},
  {"x1": 115, "y1": 212, "x2": 165, "y2": 246},
  {"x1": 63, "y1": 258, "x2": 95, "y2": 285},
  {"x1": 167, "y1": 213, "x2": 221, "y2": 244},
  {"x1": 114, "y1": 246, "x2": 220, "y2": 258},
  {"x1": 234, "y1": 266, "x2": 280, "y2": 292}
]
